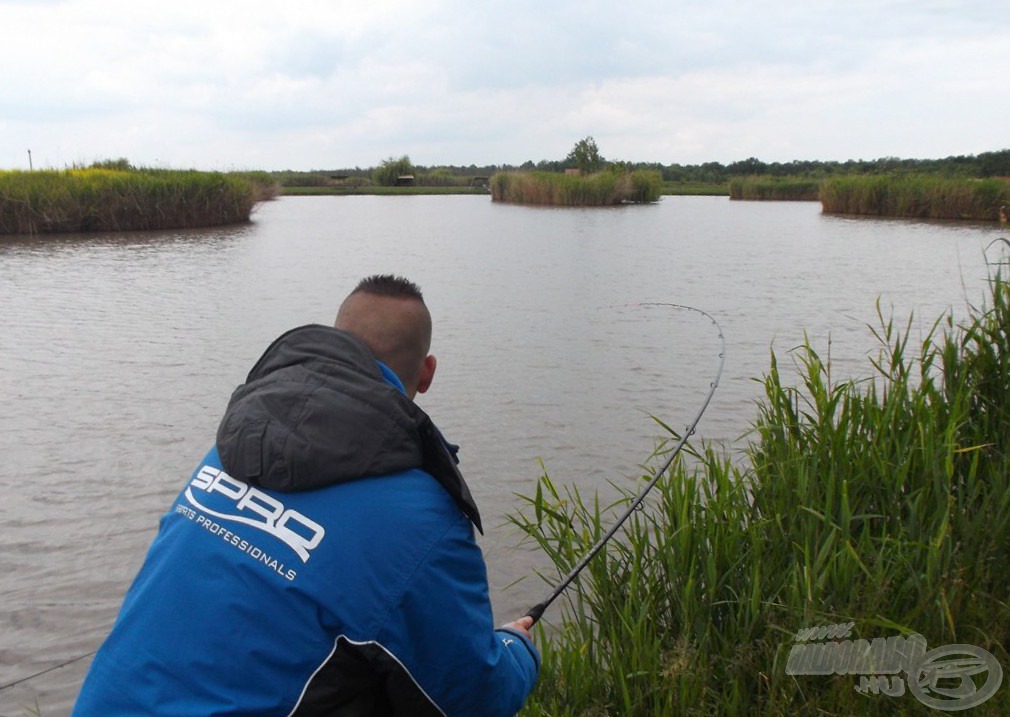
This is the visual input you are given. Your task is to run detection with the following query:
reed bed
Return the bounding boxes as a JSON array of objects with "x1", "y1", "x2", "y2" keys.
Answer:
[
  {"x1": 821, "y1": 174, "x2": 1010, "y2": 221},
  {"x1": 728, "y1": 175, "x2": 821, "y2": 201},
  {"x1": 0, "y1": 168, "x2": 270, "y2": 234},
  {"x1": 513, "y1": 260, "x2": 1010, "y2": 715},
  {"x1": 490, "y1": 170, "x2": 662, "y2": 206}
]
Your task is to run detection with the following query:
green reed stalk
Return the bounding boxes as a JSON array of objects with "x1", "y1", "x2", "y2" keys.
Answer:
[
  {"x1": 0, "y1": 168, "x2": 271, "y2": 234},
  {"x1": 513, "y1": 261, "x2": 1010, "y2": 715}
]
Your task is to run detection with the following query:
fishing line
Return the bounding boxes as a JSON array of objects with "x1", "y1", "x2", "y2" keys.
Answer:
[
  {"x1": 525, "y1": 302, "x2": 725, "y2": 625},
  {"x1": 0, "y1": 650, "x2": 97, "y2": 694}
]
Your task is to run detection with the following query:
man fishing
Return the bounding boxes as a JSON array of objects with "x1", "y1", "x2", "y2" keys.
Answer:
[{"x1": 73, "y1": 275, "x2": 539, "y2": 716}]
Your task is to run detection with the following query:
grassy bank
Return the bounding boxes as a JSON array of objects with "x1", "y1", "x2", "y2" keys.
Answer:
[
  {"x1": 491, "y1": 170, "x2": 662, "y2": 206},
  {"x1": 514, "y1": 261, "x2": 1010, "y2": 715},
  {"x1": 729, "y1": 175, "x2": 821, "y2": 201},
  {"x1": 283, "y1": 180, "x2": 719, "y2": 197},
  {"x1": 281, "y1": 185, "x2": 489, "y2": 196},
  {"x1": 821, "y1": 174, "x2": 1010, "y2": 220},
  {"x1": 663, "y1": 181, "x2": 728, "y2": 196},
  {"x1": 0, "y1": 167, "x2": 274, "y2": 234}
]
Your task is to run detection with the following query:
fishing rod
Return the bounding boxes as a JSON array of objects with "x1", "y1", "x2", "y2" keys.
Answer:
[{"x1": 525, "y1": 302, "x2": 725, "y2": 625}]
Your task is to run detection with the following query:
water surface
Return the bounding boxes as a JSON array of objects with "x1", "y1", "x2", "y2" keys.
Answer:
[{"x1": 0, "y1": 196, "x2": 1001, "y2": 712}]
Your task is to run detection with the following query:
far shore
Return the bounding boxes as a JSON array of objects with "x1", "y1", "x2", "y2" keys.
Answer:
[{"x1": 280, "y1": 182, "x2": 729, "y2": 197}]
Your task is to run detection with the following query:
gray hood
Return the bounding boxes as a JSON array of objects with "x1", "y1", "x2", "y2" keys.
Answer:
[{"x1": 216, "y1": 324, "x2": 482, "y2": 532}]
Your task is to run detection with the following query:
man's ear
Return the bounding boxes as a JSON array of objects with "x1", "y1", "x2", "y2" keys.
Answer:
[{"x1": 416, "y1": 355, "x2": 437, "y2": 394}]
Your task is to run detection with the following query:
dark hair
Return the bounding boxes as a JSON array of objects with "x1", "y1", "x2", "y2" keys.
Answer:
[{"x1": 352, "y1": 275, "x2": 425, "y2": 303}]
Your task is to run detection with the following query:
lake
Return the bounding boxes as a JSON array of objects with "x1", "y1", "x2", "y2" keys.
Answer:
[{"x1": 0, "y1": 195, "x2": 1003, "y2": 712}]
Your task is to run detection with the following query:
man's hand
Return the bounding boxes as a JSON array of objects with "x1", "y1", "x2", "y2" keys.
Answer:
[{"x1": 501, "y1": 616, "x2": 535, "y2": 641}]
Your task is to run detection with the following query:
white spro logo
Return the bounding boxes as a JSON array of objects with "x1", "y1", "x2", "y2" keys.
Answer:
[
  {"x1": 786, "y1": 622, "x2": 1003, "y2": 711},
  {"x1": 184, "y1": 466, "x2": 325, "y2": 562}
]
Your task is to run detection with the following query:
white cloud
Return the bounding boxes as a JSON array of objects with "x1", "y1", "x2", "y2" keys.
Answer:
[{"x1": 1, "y1": 0, "x2": 1007, "y2": 169}]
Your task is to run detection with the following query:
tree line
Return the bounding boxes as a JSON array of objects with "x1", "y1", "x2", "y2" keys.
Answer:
[
  {"x1": 517, "y1": 148, "x2": 1010, "y2": 183},
  {"x1": 270, "y1": 146, "x2": 1010, "y2": 188}
]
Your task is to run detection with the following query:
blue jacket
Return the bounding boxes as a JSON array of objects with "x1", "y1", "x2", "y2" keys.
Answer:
[{"x1": 73, "y1": 326, "x2": 539, "y2": 716}]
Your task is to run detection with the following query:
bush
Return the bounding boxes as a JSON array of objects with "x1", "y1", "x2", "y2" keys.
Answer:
[
  {"x1": 372, "y1": 155, "x2": 414, "y2": 187},
  {"x1": 420, "y1": 168, "x2": 467, "y2": 187}
]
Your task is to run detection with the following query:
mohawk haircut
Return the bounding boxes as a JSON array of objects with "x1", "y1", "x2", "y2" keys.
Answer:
[{"x1": 352, "y1": 275, "x2": 425, "y2": 303}]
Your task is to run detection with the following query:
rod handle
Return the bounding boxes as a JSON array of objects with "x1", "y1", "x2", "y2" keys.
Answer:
[{"x1": 525, "y1": 601, "x2": 547, "y2": 626}]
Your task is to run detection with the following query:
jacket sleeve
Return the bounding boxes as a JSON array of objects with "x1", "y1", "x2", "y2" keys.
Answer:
[{"x1": 375, "y1": 515, "x2": 540, "y2": 717}]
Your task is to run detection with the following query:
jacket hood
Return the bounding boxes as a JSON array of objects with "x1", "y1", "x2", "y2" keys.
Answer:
[{"x1": 216, "y1": 324, "x2": 482, "y2": 532}]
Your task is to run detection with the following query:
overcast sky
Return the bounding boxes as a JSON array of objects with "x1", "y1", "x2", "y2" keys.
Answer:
[{"x1": 1, "y1": 0, "x2": 1007, "y2": 171}]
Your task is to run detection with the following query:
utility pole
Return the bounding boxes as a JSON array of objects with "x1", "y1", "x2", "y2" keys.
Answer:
[{"x1": 27, "y1": 149, "x2": 33, "y2": 171}]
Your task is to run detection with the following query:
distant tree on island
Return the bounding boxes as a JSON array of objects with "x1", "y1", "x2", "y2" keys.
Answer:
[{"x1": 566, "y1": 136, "x2": 605, "y2": 174}]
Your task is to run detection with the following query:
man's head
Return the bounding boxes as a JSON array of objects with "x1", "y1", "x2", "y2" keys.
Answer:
[{"x1": 334, "y1": 275, "x2": 436, "y2": 399}]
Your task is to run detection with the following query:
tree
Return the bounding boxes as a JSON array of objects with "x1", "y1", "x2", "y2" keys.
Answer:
[
  {"x1": 566, "y1": 137, "x2": 604, "y2": 175},
  {"x1": 373, "y1": 155, "x2": 414, "y2": 186},
  {"x1": 727, "y1": 157, "x2": 767, "y2": 176}
]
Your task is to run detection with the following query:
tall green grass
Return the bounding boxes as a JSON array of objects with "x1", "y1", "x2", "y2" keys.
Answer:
[
  {"x1": 490, "y1": 170, "x2": 662, "y2": 206},
  {"x1": 821, "y1": 174, "x2": 1010, "y2": 220},
  {"x1": 513, "y1": 259, "x2": 1010, "y2": 715},
  {"x1": 0, "y1": 168, "x2": 273, "y2": 234},
  {"x1": 729, "y1": 175, "x2": 821, "y2": 201}
]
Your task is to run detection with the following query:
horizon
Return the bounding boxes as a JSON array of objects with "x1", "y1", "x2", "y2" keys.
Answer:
[{"x1": 8, "y1": 147, "x2": 1010, "y2": 176}]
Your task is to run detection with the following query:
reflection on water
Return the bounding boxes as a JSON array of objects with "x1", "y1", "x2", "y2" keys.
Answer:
[{"x1": 0, "y1": 196, "x2": 1002, "y2": 712}]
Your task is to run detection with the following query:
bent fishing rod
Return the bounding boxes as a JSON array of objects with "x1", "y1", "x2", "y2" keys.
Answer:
[{"x1": 525, "y1": 302, "x2": 725, "y2": 625}]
